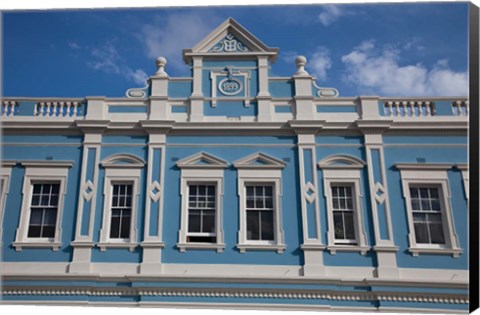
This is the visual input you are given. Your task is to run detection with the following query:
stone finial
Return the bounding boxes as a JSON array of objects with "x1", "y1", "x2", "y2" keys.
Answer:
[
  {"x1": 154, "y1": 56, "x2": 168, "y2": 76},
  {"x1": 294, "y1": 55, "x2": 309, "y2": 76}
]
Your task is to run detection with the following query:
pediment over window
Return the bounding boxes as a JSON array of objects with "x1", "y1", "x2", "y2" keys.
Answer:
[
  {"x1": 318, "y1": 155, "x2": 366, "y2": 169},
  {"x1": 176, "y1": 152, "x2": 228, "y2": 169},
  {"x1": 100, "y1": 153, "x2": 146, "y2": 168},
  {"x1": 183, "y1": 17, "x2": 279, "y2": 64},
  {"x1": 233, "y1": 152, "x2": 286, "y2": 169}
]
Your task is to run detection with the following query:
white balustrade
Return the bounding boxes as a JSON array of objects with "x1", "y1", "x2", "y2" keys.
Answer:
[
  {"x1": 1, "y1": 101, "x2": 18, "y2": 116},
  {"x1": 384, "y1": 101, "x2": 436, "y2": 117},
  {"x1": 452, "y1": 100, "x2": 469, "y2": 116},
  {"x1": 35, "y1": 101, "x2": 81, "y2": 117}
]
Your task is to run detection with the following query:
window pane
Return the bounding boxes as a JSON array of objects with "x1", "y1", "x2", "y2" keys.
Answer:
[
  {"x1": 430, "y1": 188, "x2": 439, "y2": 198},
  {"x1": 431, "y1": 199, "x2": 441, "y2": 211},
  {"x1": 246, "y1": 186, "x2": 254, "y2": 197},
  {"x1": 260, "y1": 211, "x2": 274, "y2": 240},
  {"x1": 33, "y1": 184, "x2": 42, "y2": 194},
  {"x1": 344, "y1": 186, "x2": 352, "y2": 197},
  {"x1": 413, "y1": 212, "x2": 426, "y2": 222},
  {"x1": 199, "y1": 185, "x2": 206, "y2": 195},
  {"x1": 51, "y1": 184, "x2": 60, "y2": 194},
  {"x1": 411, "y1": 198, "x2": 421, "y2": 211},
  {"x1": 42, "y1": 225, "x2": 56, "y2": 238},
  {"x1": 247, "y1": 211, "x2": 260, "y2": 240},
  {"x1": 255, "y1": 195, "x2": 264, "y2": 209},
  {"x1": 27, "y1": 226, "x2": 41, "y2": 238},
  {"x1": 188, "y1": 210, "x2": 201, "y2": 233},
  {"x1": 29, "y1": 209, "x2": 43, "y2": 225},
  {"x1": 414, "y1": 222, "x2": 429, "y2": 243},
  {"x1": 50, "y1": 194, "x2": 59, "y2": 206},
  {"x1": 110, "y1": 216, "x2": 121, "y2": 238},
  {"x1": 409, "y1": 187, "x2": 419, "y2": 198},
  {"x1": 333, "y1": 211, "x2": 344, "y2": 239},
  {"x1": 113, "y1": 185, "x2": 119, "y2": 195},
  {"x1": 44, "y1": 208, "x2": 57, "y2": 225},
  {"x1": 246, "y1": 198, "x2": 255, "y2": 209},
  {"x1": 332, "y1": 198, "x2": 339, "y2": 209},
  {"x1": 265, "y1": 197, "x2": 273, "y2": 209},
  {"x1": 120, "y1": 212, "x2": 131, "y2": 238},
  {"x1": 332, "y1": 186, "x2": 339, "y2": 197},
  {"x1": 344, "y1": 212, "x2": 356, "y2": 240},
  {"x1": 419, "y1": 188, "x2": 429, "y2": 198},
  {"x1": 421, "y1": 199, "x2": 430, "y2": 211},
  {"x1": 207, "y1": 185, "x2": 215, "y2": 196},
  {"x1": 264, "y1": 186, "x2": 273, "y2": 197},
  {"x1": 125, "y1": 196, "x2": 132, "y2": 207},
  {"x1": 203, "y1": 210, "x2": 216, "y2": 233},
  {"x1": 41, "y1": 195, "x2": 50, "y2": 206},
  {"x1": 346, "y1": 198, "x2": 353, "y2": 210},
  {"x1": 31, "y1": 195, "x2": 40, "y2": 206},
  {"x1": 189, "y1": 185, "x2": 197, "y2": 196},
  {"x1": 339, "y1": 198, "x2": 346, "y2": 210},
  {"x1": 429, "y1": 223, "x2": 445, "y2": 244}
]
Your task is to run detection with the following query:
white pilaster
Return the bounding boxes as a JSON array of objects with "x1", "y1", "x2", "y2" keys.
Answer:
[
  {"x1": 189, "y1": 57, "x2": 205, "y2": 122},
  {"x1": 69, "y1": 127, "x2": 106, "y2": 274}
]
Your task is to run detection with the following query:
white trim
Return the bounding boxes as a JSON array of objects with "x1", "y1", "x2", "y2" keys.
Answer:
[
  {"x1": 455, "y1": 164, "x2": 468, "y2": 199},
  {"x1": 0, "y1": 161, "x2": 15, "y2": 248},
  {"x1": 398, "y1": 167, "x2": 462, "y2": 257},
  {"x1": 100, "y1": 153, "x2": 146, "y2": 168},
  {"x1": 98, "y1": 155, "x2": 144, "y2": 251},
  {"x1": 177, "y1": 165, "x2": 226, "y2": 252},
  {"x1": 233, "y1": 151, "x2": 286, "y2": 169},
  {"x1": 318, "y1": 154, "x2": 366, "y2": 169},
  {"x1": 235, "y1": 165, "x2": 286, "y2": 253},
  {"x1": 12, "y1": 163, "x2": 72, "y2": 251},
  {"x1": 321, "y1": 161, "x2": 369, "y2": 255},
  {"x1": 176, "y1": 152, "x2": 228, "y2": 169},
  {"x1": 210, "y1": 69, "x2": 251, "y2": 107}
]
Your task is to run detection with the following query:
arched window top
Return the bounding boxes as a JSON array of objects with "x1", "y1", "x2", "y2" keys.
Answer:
[
  {"x1": 318, "y1": 154, "x2": 366, "y2": 169},
  {"x1": 100, "y1": 153, "x2": 146, "y2": 168}
]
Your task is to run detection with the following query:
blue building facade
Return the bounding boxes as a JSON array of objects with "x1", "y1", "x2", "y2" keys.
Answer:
[{"x1": 0, "y1": 18, "x2": 470, "y2": 312}]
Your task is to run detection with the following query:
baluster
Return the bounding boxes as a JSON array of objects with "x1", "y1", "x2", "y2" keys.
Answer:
[
  {"x1": 1, "y1": 101, "x2": 5, "y2": 116},
  {"x1": 52, "y1": 102, "x2": 59, "y2": 117},
  {"x1": 464, "y1": 101, "x2": 469, "y2": 116},
  {"x1": 46, "y1": 102, "x2": 52, "y2": 116},
  {"x1": 384, "y1": 102, "x2": 391, "y2": 116},
  {"x1": 65, "y1": 102, "x2": 71, "y2": 117},
  {"x1": 40, "y1": 102, "x2": 46, "y2": 116},
  {"x1": 10, "y1": 101, "x2": 15, "y2": 116},
  {"x1": 72, "y1": 102, "x2": 78, "y2": 117},
  {"x1": 400, "y1": 101, "x2": 408, "y2": 116},
  {"x1": 425, "y1": 102, "x2": 431, "y2": 116},
  {"x1": 391, "y1": 102, "x2": 397, "y2": 116}
]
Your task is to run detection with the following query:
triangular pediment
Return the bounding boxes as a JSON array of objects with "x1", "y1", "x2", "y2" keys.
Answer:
[
  {"x1": 233, "y1": 152, "x2": 286, "y2": 169},
  {"x1": 183, "y1": 18, "x2": 279, "y2": 63},
  {"x1": 176, "y1": 152, "x2": 228, "y2": 169}
]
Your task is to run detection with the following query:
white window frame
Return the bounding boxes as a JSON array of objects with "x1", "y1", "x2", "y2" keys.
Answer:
[
  {"x1": 234, "y1": 152, "x2": 286, "y2": 253},
  {"x1": 396, "y1": 163, "x2": 462, "y2": 257},
  {"x1": 176, "y1": 152, "x2": 227, "y2": 252},
  {"x1": 1, "y1": 161, "x2": 16, "y2": 248},
  {"x1": 13, "y1": 160, "x2": 73, "y2": 251},
  {"x1": 319, "y1": 155, "x2": 369, "y2": 255},
  {"x1": 98, "y1": 154, "x2": 144, "y2": 251}
]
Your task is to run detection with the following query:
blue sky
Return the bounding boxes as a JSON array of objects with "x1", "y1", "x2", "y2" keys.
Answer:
[{"x1": 2, "y1": 3, "x2": 469, "y2": 97}]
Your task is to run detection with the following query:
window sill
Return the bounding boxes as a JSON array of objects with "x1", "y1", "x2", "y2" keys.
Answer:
[
  {"x1": 177, "y1": 242, "x2": 225, "y2": 253},
  {"x1": 12, "y1": 241, "x2": 62, "y2": 251},
  {"x1": 140, "y1": 241, "x2": 165, "y2": 249},
  {"x1": 237, "y1": 243, "x2": 286, "y2": 253},
  {"x1": 327, "y1": 245, "x2": 371, "y2": 255},
  {"x1": 409, "y1": 247, "x2": 463, "y2": 258},
  {"x1": 96, "y1": 242, "x2": 138, "y2": 252}
]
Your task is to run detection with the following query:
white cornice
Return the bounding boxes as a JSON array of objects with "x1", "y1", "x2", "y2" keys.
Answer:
[
  {"x1": 0, "y1": 286, "x2": 468, "y2": 305},
  {"x1": 1, "y1": 160, "x2": 17, "y2": 167},
  {"x1": 19, "y1": 160, "x2": 74, "y2": 168},
  {"x1": 395, "y1": 163, "x2": 454, "y2": 171},
  {"x1": 318, "y1": 154, "x2": 366, "y2": 169}
]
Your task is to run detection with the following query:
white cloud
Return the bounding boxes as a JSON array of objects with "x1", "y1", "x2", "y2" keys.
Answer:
[
  {"x1": 318, "y1": 5, "x2": 345, "y2": 26},
  {"x1": 341, "y1": 40, "x2": 468, "y2": 96},
  {"x1": 88, "y1": 42, "x2": 148, "y2": 86},
  {"x1": 309, "y1": 47, "x2": 332, "y2": 81},
  {"x1": 140, "y1": 12, "x2": 221, "y2": 71}
]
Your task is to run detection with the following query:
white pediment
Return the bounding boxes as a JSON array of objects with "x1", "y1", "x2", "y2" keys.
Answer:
[
  {"x1": 183, "y1": 18, "x2": 279, "y2": 63},
  {"x1": 100, "y1": 153, "x2": 146, "y2": 168},
  {"x1": 176, "y1": 152, "x2": 228, "y2": 169},
  {"x1": 318, "y1": 154, "x2": 366, "y2": 169},
  {"x1": 233, "y1": 152, "x2": 286, "y2": 169}
]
